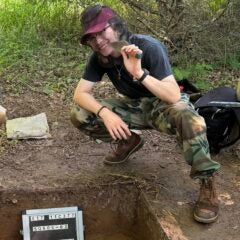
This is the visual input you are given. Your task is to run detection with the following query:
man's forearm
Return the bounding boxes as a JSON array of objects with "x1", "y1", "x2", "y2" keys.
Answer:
[
  {"x1": 141, "y1": 75, "x2": 181, "y2": 104},
  {"x1": 73, "y1": 92, "x2": 104, "y2": 116}
]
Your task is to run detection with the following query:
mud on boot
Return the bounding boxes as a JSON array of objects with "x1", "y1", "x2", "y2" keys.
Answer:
[
  {"x1": 194, "y1": 175, "x2": 219, "y2": 224},
  {"x1": 104, "y1": 132, "x2": 144, "y2": 165}
]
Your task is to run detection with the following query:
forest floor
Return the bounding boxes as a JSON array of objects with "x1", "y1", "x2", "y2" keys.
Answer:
[{"x1": 1, "y1": 78, "x2": 240, "y2": 240}]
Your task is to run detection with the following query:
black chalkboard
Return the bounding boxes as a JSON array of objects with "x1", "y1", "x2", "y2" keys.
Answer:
[{"x1": 22, "y1": 207, "x2": 84, "y2": 240}]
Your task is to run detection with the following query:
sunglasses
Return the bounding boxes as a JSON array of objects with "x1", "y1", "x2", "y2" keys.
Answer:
[{"x1": 86, "y1": 25, "x2": 111, "y2": 45}]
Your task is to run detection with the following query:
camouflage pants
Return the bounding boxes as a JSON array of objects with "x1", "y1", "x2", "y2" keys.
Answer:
[{"x1": 70, "y1": 94, "x2": 220, "y2": 178}]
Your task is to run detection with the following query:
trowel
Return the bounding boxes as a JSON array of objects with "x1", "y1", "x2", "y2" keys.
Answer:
[{"x1": 110, "y1": 40, "x2": 142, "y2": 59}]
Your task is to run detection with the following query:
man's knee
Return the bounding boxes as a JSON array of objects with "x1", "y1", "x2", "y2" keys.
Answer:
[
  {"x1": 190, "y1": 114, "x2": 206, "y2": 133},
  {"x1": 172, "y1": 103, "x2": 206, "y2": 138},
  {"x1": 70, "y1": 110, "x2": 82, "y2": 129},
  {"x1": 70, "y1": 106, "x2": 89, "y2": 129}
]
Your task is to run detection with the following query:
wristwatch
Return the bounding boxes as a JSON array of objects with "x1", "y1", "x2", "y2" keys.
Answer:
[{"x1": 137, "y1": 68, "x2": 149, "y2": 83}]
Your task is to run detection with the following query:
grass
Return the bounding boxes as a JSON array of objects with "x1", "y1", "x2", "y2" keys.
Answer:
[
  {"x1": 2, "y1": 44, "x2": 88, "y2": 97},
  {"x1": 0, "y1": 0, "x2": 86, "y2": 96},
  {"x1": 173, "y1": 63, "x2": 214, "y2": 90},
  {"x1": 173, "y1": 61, "x2": 240, "y2": 92}
]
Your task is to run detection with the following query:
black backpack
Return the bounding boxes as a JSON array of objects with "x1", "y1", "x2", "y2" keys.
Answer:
[{"x1": 178, "y1": 80, "x2": 240, "y2": 154}]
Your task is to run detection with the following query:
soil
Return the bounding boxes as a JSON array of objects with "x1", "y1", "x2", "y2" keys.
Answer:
[{"x1": 1, "y1": 80, "x2": 240, "y2": 240}]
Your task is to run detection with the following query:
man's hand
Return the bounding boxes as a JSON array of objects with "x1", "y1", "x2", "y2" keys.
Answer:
[
  {"x1": 99, "y1": 108, "x2": 131, "y2": 141},
  {"x1": 121, "y1": 44, "x2": 143, "y2": 79}
]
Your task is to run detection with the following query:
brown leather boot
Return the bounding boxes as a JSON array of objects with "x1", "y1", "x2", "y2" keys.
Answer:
[
  {"x1": 103, "y1": 132, "x2": 144, "y2": 165},
  {"x1": 194, "y1": 175, "x2": 219, "y2": 223}
]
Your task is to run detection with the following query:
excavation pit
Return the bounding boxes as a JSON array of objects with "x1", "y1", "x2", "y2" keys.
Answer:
[{"x1": 0, "y1": 183, "x2": 167, "y2": 240}]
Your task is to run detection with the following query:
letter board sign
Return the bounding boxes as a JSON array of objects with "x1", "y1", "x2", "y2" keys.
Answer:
[{"x1": 22, "y1": 206, "x2": 84, "y2": 240}]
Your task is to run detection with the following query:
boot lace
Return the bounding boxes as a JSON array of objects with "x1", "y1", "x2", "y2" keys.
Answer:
[
  {"x1": 110, "y1": 139, "x2": 127, "y2": 154},
  {"x1": 199, "y1": 177, "x2": 217, "y2": 206}
]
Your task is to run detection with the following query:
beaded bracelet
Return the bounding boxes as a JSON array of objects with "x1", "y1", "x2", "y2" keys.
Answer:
[{"x1": 96, "y1": 106, "x2": 107, "y2": 118}]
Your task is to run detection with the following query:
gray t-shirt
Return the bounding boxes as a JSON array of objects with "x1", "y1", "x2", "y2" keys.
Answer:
[{"x1": 83, "y1": 34, "x2": 172, "y2": 99}]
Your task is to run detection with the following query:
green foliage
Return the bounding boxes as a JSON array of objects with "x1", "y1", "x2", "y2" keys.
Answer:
[
  {"x1": 3, "y1": 45, "x2": 86, "y2": 95},
  {"x1": 208, "y1": 0, "x2": 228, "y2": 13},
  {"x1": 173, "y1": 63, "x2": 214, "y2": 90},
  {"x1": 173, "y1": 67, "x2": 191, "y2": 80},
  {"x1": 173, "y1": 63, "x2": 213, "y2": 80},
  {"x1": 0, "y1": 0, "x2": 81, "y2": 68},
  {"x1": 0, "y1": 0, "x2": 86, "y2": 95},
  {"x1": 226, "y1": 56, "x2": 240, "y2": 70},
  {"x1": 0, "y1": 0, "x2": 38, "y2": 66}
]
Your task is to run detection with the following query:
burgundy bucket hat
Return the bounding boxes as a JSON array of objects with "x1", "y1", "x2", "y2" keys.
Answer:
[{"x1": 80, "y1": 6, "x2": 117, "y2": 45}]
